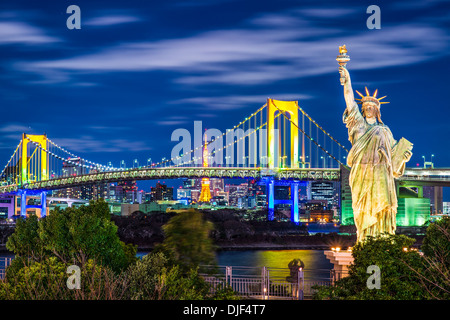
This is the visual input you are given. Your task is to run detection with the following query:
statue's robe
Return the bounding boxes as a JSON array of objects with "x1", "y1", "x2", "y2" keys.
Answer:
[{"x1": 343, "y1": 102, "x2": 405, "y2": 242}]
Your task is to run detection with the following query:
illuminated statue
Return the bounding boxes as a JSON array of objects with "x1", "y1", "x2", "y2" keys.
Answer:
[{"x1": 338, "y1": 47, "x2": 413, "y2": 243}]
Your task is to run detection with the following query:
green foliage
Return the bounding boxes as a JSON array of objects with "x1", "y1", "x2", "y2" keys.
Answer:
[
  {"x1": 0, "y1": 257, "x2": 68, "y2": 300},
  {"x1": 6, "y1": 199, "x2": 137, "y2": 273},
  {"x1": 313, "y1": 234, "x2": 426, "y2": 300},
  {"x1": 6, "y1": 214, "x2": 44, "y2": 260},
  {"x1": 2, "y1": 202, "x2": 240, "y2": 300},
  {"x1": 210, "y1": 286, "x2": 241, "y2": 300},
  {"x1": 421, "y1": 217, "x2": 450, "y2": 268},
  {"x1": 157, "y1": 209, "x2": 217, "y2": 271},
  {"x1": 414, "y1": 218, "x2": 450, "y2": 299},
  {"x1": 126, "y1": 251, "x2": 173, "y2": 300},
  {"x1": 0, "y1": 257, "x2": 128, "y2": 300},
  {"x1": 126, "y1": 252, "x2": 237, "y2": 300}
]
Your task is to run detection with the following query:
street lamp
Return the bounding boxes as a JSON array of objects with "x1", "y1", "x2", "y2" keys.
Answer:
[
  {"x1": 133, "y1": 159, "x2": 139, "y2": 168},
  {"x1": 147, "y1": 158, "x2": 152, "y2": 167}
]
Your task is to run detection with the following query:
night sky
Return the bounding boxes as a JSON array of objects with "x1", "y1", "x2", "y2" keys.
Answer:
[{"x1": 0, "y1": 0, "x2": 449, "y2": 197}]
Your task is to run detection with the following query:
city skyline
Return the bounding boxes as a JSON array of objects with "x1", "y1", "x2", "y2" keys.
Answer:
[{"x1": 0, "y1": 0, "x2": 449, "y2": 198}]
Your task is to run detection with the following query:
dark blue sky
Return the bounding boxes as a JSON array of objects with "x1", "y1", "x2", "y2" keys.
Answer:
[{"x1": 0, "y1": 0, "x2": 449, "y2": 194}]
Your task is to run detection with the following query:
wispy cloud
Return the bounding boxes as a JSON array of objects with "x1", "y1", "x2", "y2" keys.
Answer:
[
  {"x1": 0, "y1": 124, "x2": 34, "y2": 133},
  {"x1": 13, "y1": 5, "x2": 450, "y2": 87},
  {"x1": 52, "y1": 136, "x2": 151, "y2": 153},
  {"x1": 0, "y1": 21, "x2": 60, "y2": 45},
  {"x1": 170, "y1": 94, "x2": 313, "y2": 110},
  {"x1": 84, "y1": 15, "x2": 142, "y2": 27}
]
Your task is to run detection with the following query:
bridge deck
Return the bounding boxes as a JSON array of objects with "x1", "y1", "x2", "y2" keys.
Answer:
[
  {"x1": 0, "y1": 167, "x2": 341, "y2": 194},
  {"x1": 2, "y1": 166, "x2": 450, "y2": 194}
]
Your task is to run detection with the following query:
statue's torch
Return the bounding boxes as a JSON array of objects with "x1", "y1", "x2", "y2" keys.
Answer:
[{"x1": 336, "y1": 45, "x2": 350, "y2": 86}]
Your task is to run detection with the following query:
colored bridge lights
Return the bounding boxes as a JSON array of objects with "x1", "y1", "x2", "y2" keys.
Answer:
[
  {"x1": 0, "y1": 99, "x2": 443, "y2": 225},
  {"x1": 263, "y1": 178, "x2": 303, "y2": 224}
]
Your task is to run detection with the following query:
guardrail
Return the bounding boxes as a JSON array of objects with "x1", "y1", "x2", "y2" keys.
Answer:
[{"x1": 200, "y1": 265, "x2": 332, "y2": 300}]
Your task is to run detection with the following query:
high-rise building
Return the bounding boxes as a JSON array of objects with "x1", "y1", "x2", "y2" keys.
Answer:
[
  {"x1": 443, "y1": 202, "x2": 450, "y2": 215},
  {"x1": 151, "y1": 182, "x2": 173, "y2": 201},
  {"x1": 210, "y1": 178, "x2": 224, "y2": 196},
  {"x1": 62, "y1": 157, "x2": 86, "y2": 177},
  {"x1": 310, "y1": 181, "x2": 338, "y2": 205},
  {"x1": 423, "y1": 186, "x2": 443, "y2": 214}
]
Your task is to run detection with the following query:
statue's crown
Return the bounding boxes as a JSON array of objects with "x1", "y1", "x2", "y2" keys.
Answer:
[{"x1": 355, "y1": 87, "x2": 390, "y2": 107}]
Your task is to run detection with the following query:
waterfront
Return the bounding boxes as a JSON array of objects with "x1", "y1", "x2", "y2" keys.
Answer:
[
  {"x1": 1, "y1": 249, "x2": 333, "y2": 280},
  {"x1": 137, "y1": 249, "x2": 334, "y2": 280}
]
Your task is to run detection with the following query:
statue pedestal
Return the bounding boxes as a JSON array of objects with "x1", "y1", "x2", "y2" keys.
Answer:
[{"x1": 324, "y1": 250, "x2": 354, "y2": 282}]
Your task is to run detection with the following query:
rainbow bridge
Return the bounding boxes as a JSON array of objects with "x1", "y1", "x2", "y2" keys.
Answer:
[{"x1": 0, "y1": 99, "x2": 448, "y2": 221}]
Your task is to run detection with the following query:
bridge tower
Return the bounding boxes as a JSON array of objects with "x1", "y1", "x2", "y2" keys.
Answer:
[
  {"x1": 267, "y1": 98, "x2": 300, "y2": 169},
  {"x1": 21, "y1": 133, "x2": 48, "y2": 186},
  {"x1": 19, "y1": 134, "x2": 49, "y2": 218},
  {"x1": 265, "y1": 99, "x2": 303, "y2": 223}
]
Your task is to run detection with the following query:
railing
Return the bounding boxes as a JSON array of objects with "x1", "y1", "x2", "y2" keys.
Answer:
[
  {"x1": 0, "y1": 259, "x2": 335, "y2": 299},
  {"x1": 330, "y1": 269, "x2": 350, "y2": 283},
  {"x1": 0, "y1": 167, "x2": 341, "y2": 194},
  {"x1": 200, "y1": 265, "x2": 332, "y2": 300}
]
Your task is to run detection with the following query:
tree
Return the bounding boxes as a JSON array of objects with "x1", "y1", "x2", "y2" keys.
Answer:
[
  {"x1": 125, "y1": 251, "x2": 239, "y2": 300},
  {"x1": 313, "y1": 234, "x2": 426, "y2": 300},
  {"x1": 6, "y1": 199, "x2": 137, "y2": 273},
  {"x1": 126, "y1": 251, "x2": 208, "y2": 300},
  {"x1": 157, "y1": 209, "x2": 217, "y2": 272},
  {"x1": 0, "y1": 257, "x2": 128, "y2": 300},
  {"x1": 421, "y1": 217, "x2": 450, "y2": 268},
  {"x1": 5, "y1": 214, "x2": 44, "y2": 261},
  {"x1": 405, "y1": 217, "x2": 450, "y2": 299}
]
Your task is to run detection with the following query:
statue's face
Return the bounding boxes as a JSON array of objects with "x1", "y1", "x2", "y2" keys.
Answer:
[{"x1": 362, "y1": 102, "x2": 377, "y2": 119}]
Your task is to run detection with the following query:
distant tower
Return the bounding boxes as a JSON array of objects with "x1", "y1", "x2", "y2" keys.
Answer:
[{"x1": 198, "y1": 133, "x2": 212, "y2": 203}]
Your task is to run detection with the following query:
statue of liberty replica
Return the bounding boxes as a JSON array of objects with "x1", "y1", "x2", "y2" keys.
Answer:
[{"x1": 337, "y1": 45, "x2": 413, "y2": 243}]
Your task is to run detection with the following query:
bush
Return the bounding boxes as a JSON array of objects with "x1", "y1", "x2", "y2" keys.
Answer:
[
  {"x1": 126, "y1": 251, "x2": 239, "y2": 300},
  {"x1": 313, "y1": 234, "x2": 426, "y2": 300},
  {"x1": 6, "y1": 199, "x2": 137, "y2": 273},
  {"x1": 0, "y1": 257, "x2": 129, "y2": 300},
  {"x1": 156, "y1": 209, "x2": 217, "y2": 272},
  {"x1": 410, "y1": 218, "x2": 450, "y2": 299}
]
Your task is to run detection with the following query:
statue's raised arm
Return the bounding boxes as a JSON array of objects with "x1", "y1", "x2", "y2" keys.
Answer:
[{"x1": 339, "y1": 66, "x2": 356, "y2": 110}]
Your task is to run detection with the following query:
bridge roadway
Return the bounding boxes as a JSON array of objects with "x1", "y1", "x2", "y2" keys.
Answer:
[
  {"x1": 0, "y1": 166, "x2": 449, "y2": 194},
  {"x1": 399, "y1": 167, "x2": 450, "y2": 187},
  {"x1": 0, "y1": 167, "x2": 341, "y2": 194}
]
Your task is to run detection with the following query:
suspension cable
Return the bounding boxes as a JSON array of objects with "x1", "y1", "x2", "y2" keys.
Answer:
[{"x1": 271, "y1": 100, "x2": 346, "y2": 167}]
